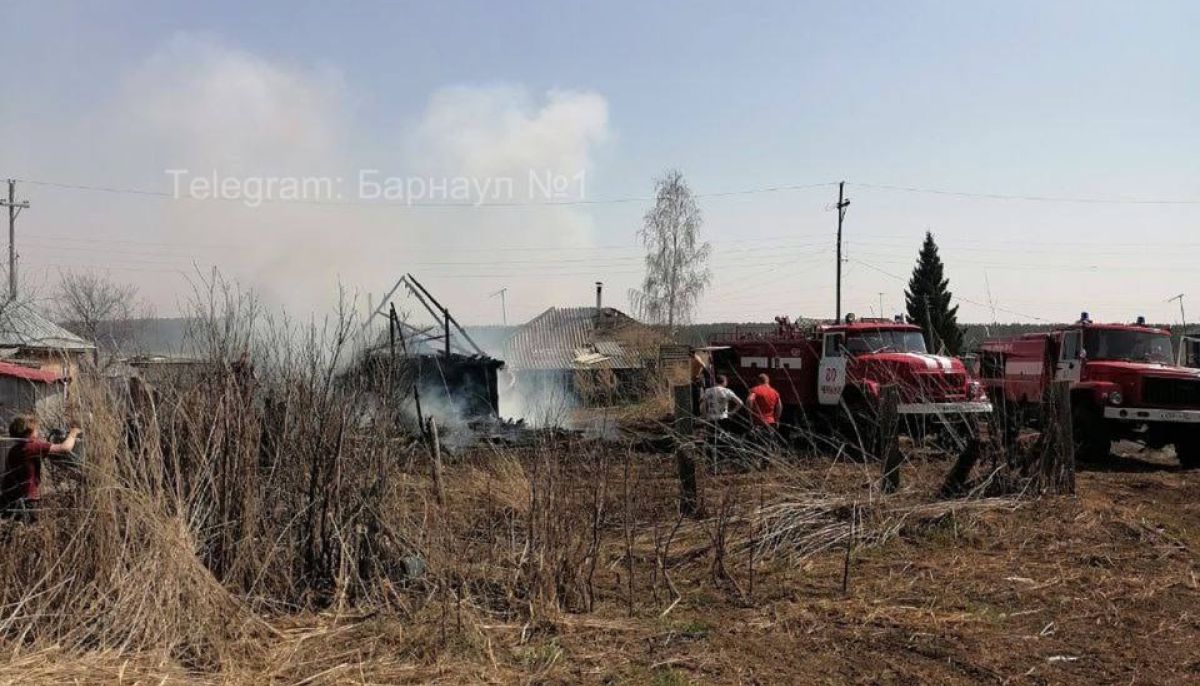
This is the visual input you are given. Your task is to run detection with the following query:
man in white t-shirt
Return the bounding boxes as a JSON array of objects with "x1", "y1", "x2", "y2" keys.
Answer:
[
  {"x1": 701, "y1": 375, "x2": 744, "y2": 423},
  {"x1": 701, "y1": 375, "x2": 744, "y2": 462}
]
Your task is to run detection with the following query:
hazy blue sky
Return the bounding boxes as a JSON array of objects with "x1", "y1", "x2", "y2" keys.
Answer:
[{"x1": 2, "y1": 1, "x2": 1197, "y2": 326}]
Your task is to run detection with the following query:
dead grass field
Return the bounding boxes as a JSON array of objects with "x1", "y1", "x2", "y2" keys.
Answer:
[{"x1": 2, "y1": 436, "x2": 1196, "y2": 686}]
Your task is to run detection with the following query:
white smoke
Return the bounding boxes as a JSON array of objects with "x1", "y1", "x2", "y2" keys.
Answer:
[
  {"x1": 497, "y1": 371, "x2": 578, "y2": 428},
  {"x1": 408, "y1": 84, "x2": 608, "y2": 182},
  {"x1": 9, "y1": 33, "x2": 612, "y2": 325},
  {"x1": 124, "y1": 33, "x2": 347, "y2": 176}
]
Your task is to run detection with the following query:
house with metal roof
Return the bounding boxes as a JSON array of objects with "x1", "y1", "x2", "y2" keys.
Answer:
[
  {"x1": 502, "y1": 301, "x2": 663, "y2": 404},
  {"x1": 0, "y1": 301, "x2": 94, "y2": 377},
  {"x1": 503, "y1": 307, "x2": 646, "y2": 371}
]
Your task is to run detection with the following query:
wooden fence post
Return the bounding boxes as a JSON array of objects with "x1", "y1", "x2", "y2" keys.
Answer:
[
  {"x1": 878, "y1": 385, "x2": 903, "y2": 494},
  {"x1": 428, "y1": 417, "x2": 446, "y2": 506},
  {"x1": 1039, "y1": 380, "x2": 1075, "y2": 494},
  {"x1": 673, "y1": 384, "x2": 695, "y2": 437},
  {"x1": 670, "y1": 384, "x2": 702, "y2": 516},
  {"x1": 676, "y1": 443, "x2": 701, "y2": 517}
]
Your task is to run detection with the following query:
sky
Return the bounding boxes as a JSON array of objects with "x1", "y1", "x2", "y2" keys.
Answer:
[{"x1": 1, "y1": 1, "x2": 1198, "y2": 329}]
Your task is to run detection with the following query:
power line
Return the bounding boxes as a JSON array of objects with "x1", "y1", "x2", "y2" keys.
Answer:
[
  {"x1": 850, "y1": 182, "x2": 1200, "y2": 205},
  {"x1": 847, "y1": 257, "x2": 1051, "y2": 322},
  {"x1": 25, "y1": 261, "x2": 189, "y2": 275},
  {"x1": 17, "y1": 174, "x2": 1200, "y2": 206},
  {"x1": 847, "y1": 251, "x2": 1200, "y2": 274},
  {"x1": 12, "y1": 176, "x2": 838, "y2": 208}
]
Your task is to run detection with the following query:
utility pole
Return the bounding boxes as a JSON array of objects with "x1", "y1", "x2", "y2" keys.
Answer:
[
  {"x1": 489, "y1": 287, "x2": 508, "y2": 325},
  {"x1": 1168, "y1": 293, "x2": 1187, "y2": 364},
  {"x1": 1, "y1": 180, "x2": 30, "y2": 301},
  {"x1": 878, "y1": 292, "x2": 885, "y2": 319},
  {"x1": 835, "y1": 181, "x2": 850, "y2": 322},
  {"x1": 1168, "y1": 294, "x2": 1187, "y2": 330}
]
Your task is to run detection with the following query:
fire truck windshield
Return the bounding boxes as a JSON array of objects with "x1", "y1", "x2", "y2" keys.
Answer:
[
  {"x1": 1082, "y1": 329, "x2": 1173, "y2": 364},
  {"x1": 845, "y1": 329, "x2": 928, "y2": 355}
]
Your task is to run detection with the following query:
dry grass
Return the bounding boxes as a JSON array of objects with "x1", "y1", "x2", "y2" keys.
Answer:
[
  {"x1": 3, "y1": 436, "x2": 1199, "y2": 684},
  {"x1": 1, "y1": 283, "x2": 1196, "y2": 683}
]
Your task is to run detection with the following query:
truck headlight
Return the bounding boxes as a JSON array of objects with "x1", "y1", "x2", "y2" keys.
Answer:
[{"x1": 1109, "y1": 391, "x2": 1123, "y2": 406}]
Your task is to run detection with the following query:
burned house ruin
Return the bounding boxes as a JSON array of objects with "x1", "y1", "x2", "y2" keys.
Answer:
[{"x1": 357, "y1": 274, "x2": 504, "y2": 424}]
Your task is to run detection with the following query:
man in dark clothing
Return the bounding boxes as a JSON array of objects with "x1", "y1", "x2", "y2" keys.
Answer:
[{"x1": 1, "y1": 415, "x2": 80, "y2": 524}]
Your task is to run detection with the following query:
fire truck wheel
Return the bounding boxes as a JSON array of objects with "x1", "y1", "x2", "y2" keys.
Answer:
[
  {"x1": 1175, "y1": 431, "x2": 1200, "y2": 470},
  {"x1": 1072, "y1": 404, "x2": 1113, "y2": 464}
]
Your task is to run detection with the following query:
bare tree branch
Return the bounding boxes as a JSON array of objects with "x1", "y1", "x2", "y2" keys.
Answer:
[{"x1": 53, "y1": 270, "x2": 141, "y2": 355}]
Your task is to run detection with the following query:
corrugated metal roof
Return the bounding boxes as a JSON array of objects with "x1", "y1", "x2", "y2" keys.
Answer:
[
  {"x1": 503, "y1": 306, "x2": 648, "y2": 371},
  {"x1": 0, "y1": 302, "x2": 94, "y2": 351}
]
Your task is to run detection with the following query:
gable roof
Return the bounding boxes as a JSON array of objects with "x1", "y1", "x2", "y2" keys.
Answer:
[
  {"x1": 0, "y1": 302, "x2": 94, "y2": 352},
  {"x1": 503, "y1": 306, "x2": 649, "y2": 371}
]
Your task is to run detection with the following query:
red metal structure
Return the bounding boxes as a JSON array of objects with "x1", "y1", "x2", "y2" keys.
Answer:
[
  {"x1": 977, "y1": 314, "x2": 1200, "y2": 467},
  {"x1": 708, "y1": 315, "x2": 991, "y2": 442}
]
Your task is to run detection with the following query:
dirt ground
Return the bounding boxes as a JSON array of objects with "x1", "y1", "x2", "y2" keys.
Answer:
[{"x1": 4, "y1": 443, "x2": 1198, "y2": 685}]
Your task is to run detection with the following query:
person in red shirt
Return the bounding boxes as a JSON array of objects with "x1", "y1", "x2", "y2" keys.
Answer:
[
  {"x1": 1, "y1": 415, "x2": 80, "y2": 524},
  {"x1": 746, "y1": 374, "x2": 782, "y2": 428},
  {"x1": 746, "y1": 374, "x2": 784, "y2": 454}
]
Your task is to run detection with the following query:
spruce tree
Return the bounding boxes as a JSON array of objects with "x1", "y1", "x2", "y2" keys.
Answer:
[{"x1": 905, "y1": 232, "x2": 964, "y2": 354}]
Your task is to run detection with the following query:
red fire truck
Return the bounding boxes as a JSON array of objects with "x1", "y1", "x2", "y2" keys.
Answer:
[
  {"x1": 708, "y1": 315, "x2": 992, "y2": 444},
  {"x1": 977, "y1": 315, "x2": 1200, "y2": 467},
  {"x1": 1182, "y1": 334, "x2": 1200, "y2": 369}
]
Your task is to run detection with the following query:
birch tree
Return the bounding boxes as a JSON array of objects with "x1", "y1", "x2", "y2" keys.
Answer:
[{"x1": 635, "y1": 170, "x2": 710, "y2": 330}]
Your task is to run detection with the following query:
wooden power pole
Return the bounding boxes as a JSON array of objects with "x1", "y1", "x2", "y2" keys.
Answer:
[
  {"x1": 1, "y1": 180, "x2": 30, "y2": 301},
  {"x1": 835, "y1": 181, "x2": 850, "y2": 321}
]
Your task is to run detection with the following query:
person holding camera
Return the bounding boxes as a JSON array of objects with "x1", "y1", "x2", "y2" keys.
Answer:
[{"x1": 0, "y1": 415, "x2": 81, "y2": 524}]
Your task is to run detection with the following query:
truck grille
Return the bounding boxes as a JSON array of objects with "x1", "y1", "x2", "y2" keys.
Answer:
[
  {"x1": 1142, "y1": 377, "x2": 1200, "y2": 408},
  {"x1": 912, "y1": 373, "x2": 966, "y2": 400}
]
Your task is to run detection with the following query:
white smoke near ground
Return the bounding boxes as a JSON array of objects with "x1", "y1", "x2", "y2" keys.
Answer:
[
  {"x1": 498, "y1": 371, "x2": 579, "y2": 429},
  {"x1": 462, "y1": 327, "x2": 580, "y2": 429}
]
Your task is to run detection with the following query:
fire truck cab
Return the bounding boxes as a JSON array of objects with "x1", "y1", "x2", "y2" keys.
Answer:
[
  {"x1": 708, "y1": 315, "x2": 992, "y2": 442},
  {"x1": 978, "y1": 315, "x2": 1200, "y2": 467}
]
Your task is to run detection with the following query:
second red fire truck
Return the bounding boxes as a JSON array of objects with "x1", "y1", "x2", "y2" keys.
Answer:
[
  {"x1": 978, "y1": 315, "x2": 1200, "y2": 467},
  {"x1": 708, "y1": 315, "x2": 992, "y2": 445},
  {"x1": 1182, "y1": 334, "x2": 1200, "y2": 369}
]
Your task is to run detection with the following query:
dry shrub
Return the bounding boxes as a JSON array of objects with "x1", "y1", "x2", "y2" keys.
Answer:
[
  {"x1": 4, "y1": 274, "x2": 968, "y2": 681},
  {"x1": 0, "y1": 378, "x2": 263, "y2": 667}
]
